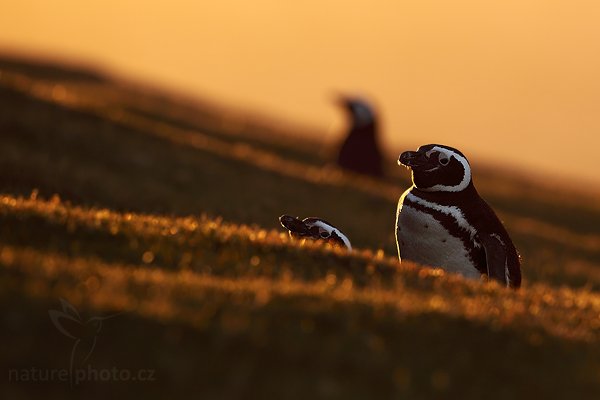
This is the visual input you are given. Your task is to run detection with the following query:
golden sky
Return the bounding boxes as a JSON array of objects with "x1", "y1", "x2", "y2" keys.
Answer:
[{"x1": 2, "y1": 1, "x2": 600, "y2": 187}]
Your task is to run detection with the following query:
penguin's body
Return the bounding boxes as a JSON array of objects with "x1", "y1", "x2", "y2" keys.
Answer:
[
  {"x1": 279, "y1": 215, "x2": 352, "y2": 250},
  {"x1": 396, "y1": 144, "x2": 521, "y2": 288},
  {"x1": 335, "y1": 97, "x2": 384, "y2": 177}
]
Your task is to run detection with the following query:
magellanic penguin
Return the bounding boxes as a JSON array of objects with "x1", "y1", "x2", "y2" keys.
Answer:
[
  {"x1": 396, "y1": 144, "x2": 521, "y2": 288},
  {"x1": 335, "y1": 96, "x2": 384, "y2": 177},
  {"x1": 279, "y1": 215, "x2": 352, "y2": 250}
]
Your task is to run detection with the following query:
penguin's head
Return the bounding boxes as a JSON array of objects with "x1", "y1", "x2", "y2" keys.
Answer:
[
  {"x1": 398, "y1": 144, "x2": 472, "y2": 192},
  {"x1": 337, "y1": 96, "x2": 375, "y2": 129},
  {"x1": 279, "y1": 215, "x2": 352, "y2": 250}
]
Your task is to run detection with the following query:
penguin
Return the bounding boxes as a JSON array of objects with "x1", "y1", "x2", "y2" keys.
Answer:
[
  {"x1": 396, "y1": 144, "x2": 521, "y2": 288},
  {"x1": 334, "y1": 96, "x2": 384, "y2": 177},
  {"x1": 279, "y1": 215, "x2": 352, "y2": 250}
]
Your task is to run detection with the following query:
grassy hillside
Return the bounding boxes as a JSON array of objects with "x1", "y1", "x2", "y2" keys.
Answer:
[{"x1": 1, "y1": 56, "x2": 599, "y2": 399}]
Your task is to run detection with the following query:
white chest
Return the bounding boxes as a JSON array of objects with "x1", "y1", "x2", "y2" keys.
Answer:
[{"x1": 396, "y1": 204, "x2": 481, "y2": 280}]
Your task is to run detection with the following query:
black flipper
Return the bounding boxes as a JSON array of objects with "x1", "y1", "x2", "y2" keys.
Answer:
[{"x1": 480, "y1": 234, "x2": 510, "y2": 287}]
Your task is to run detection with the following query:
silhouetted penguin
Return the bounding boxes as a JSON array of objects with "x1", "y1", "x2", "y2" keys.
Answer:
[
  {"x1": 396, "y1": 144, "x2": 521, "y2": 288},
  {"x1": 279, "y1": 215, "x2": 352, "y2": 250},
  {"x1": 335, "y1": 96, "x2": 384, "y2": 177}
]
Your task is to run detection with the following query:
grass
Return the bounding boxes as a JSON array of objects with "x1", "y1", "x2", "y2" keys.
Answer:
[{"x1": 0, "y1": 56, "x2": 599, "y2": 399}]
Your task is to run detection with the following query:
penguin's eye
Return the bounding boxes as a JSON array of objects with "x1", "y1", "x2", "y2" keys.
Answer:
[
  {"x1": 308, "y1": 227, "x2": 321, "y2": 236},
  {"x1": 320, "y1": 231, "x2": 330, "y2": 238},
  {"x1": 438, "y1": 154, "x2": 450, "y2": 166}
]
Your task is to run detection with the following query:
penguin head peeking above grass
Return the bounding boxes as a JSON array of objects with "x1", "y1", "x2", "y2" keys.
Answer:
[
  {"x1": 396, "y1": 144, "x2": 522, "y2": 289},
  {"x1": 279, "y1": 215, "x2": 352, "y2": 250}
]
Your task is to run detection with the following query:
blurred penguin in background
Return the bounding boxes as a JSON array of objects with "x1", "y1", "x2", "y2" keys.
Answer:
[{"x1": 334, "y1": 95, "x2": 384, "y2": 177}]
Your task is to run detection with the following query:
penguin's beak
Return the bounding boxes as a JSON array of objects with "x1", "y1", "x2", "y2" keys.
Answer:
[
  {"x1": 399, "y1": 150, "x2": 429, "y2": 169},
  {"x1": 279, "y1": 215, "x2": 308, "y2": 234},
  {"x1": 333, "y1": 94, "x2": 353, "y2": 111}
]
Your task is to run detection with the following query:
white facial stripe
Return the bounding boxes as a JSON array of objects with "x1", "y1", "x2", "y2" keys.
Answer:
[
  {"x1": 308, "y1": 221, "x2": 352, "y2": 250},
  {"x1": 421, "y1": 146, "x2": 471, "y2": 192},
  {"x1": 406, "y1": 192, "x2": 480, "y2": 247}
]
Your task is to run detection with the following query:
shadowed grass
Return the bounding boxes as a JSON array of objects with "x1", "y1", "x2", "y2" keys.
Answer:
[{"x1": 1, "y1": 209, "x2": 599, "y2": 399}]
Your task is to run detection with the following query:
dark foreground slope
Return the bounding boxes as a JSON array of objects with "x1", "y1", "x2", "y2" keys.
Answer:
[{"x1": 0, "y1": 57, "x2": 599, "y2": 399}]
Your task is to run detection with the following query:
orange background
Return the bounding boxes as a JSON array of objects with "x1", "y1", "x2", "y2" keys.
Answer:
[{"x1": 2, "y1": 1, "x2": 600, "y2": 187}]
